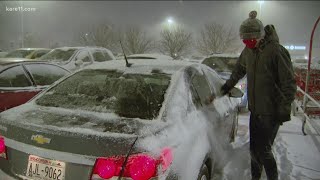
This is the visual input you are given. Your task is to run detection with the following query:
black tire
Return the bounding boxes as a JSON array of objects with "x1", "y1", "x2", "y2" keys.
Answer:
[{"x1": 197, "y1": 163, "x2": 210, "y2": 180}]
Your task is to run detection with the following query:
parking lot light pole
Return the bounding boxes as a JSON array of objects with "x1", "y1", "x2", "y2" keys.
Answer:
[
  {"x1": 20, "y1": 1, "x2": 24, "y2": 48},
  {"x1": 258, "y1": 1, "x2": 264, "y2": 19}
]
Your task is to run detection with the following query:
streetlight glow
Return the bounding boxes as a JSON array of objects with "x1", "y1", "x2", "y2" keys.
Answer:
[{"x1": 167, "y1": 17, "x2": 174, "y2": 25}]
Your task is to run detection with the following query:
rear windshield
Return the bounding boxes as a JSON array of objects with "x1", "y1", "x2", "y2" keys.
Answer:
[
  {"x1": 36, "y1": 69, "x2": 171, "y2": 120},
  {"x1": 5, "y1": 50, "x2": 33, "y2": 58},
  {"x1": 202, "y1": 57, "x2": 237, "y2": 72},
  {"x1": 39, "y1": 49, "x2": 77, "y2": 62}
]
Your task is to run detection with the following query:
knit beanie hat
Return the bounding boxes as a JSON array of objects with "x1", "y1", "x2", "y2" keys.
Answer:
[{"x1": 239, "y1": 11, "x2": 265, "y2": 39}]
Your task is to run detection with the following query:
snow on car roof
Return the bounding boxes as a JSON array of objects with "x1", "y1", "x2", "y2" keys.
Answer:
[
  {"x1": 186, "y1": 53, "x2": 239, "y2": 63},
  {"x1": 15, "y1": 48, "x2": 51, "y2": 51},
  {"x1": 55, "y1": 46, "x2": 111, "y2": 51},
  {"x1": 0, "y1": 58, "x2": 35, "y2": 66},
  {"x1": 0, "y1": 58, "x2": 71, "y2": 72},
  {"x1": 127, "y1": 54, "x2": 173, "y2": 60},
  {"x1": 205, "y1": 53, "x2": 240, "y2": 58},
  {"x1": 84, "y1": 59, "x2": 194, "y2": 75},
  {"x1": 54, "y1": 47, "x2": 83, "y2": 51}
]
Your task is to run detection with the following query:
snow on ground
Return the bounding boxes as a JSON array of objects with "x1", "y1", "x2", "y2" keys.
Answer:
[{"x1": 218, "y1": 112, "x2": 320, "y2": 180}]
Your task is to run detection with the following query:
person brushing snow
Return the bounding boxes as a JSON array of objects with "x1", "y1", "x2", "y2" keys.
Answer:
[{"x1": 210, "y1": 10, "x2": 297, "y2": 180}]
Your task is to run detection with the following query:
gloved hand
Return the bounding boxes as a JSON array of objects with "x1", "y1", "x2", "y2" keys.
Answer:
[
  {"x1": 277, "y1": 113, "x2": 291, "y2": 125},
  {"x1": 221, "y1": 83, "x2": 231, "y2": 96}
]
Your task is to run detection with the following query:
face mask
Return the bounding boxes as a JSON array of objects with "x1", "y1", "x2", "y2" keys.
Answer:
[{"x1": 243, "y1": 39, "x2": 257, "y2": 49}]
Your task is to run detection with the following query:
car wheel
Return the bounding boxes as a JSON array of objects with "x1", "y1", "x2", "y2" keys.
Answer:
[{"x1": 197, "y1": 163, "x2": 210, "y2": 180}]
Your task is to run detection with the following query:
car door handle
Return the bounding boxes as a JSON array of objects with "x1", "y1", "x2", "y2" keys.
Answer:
[{"x1": 224, "y1": 112, "x2": 230, "y2": 117}]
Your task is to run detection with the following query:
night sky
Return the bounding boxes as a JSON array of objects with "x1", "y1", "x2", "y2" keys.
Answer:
[{"x1": 0, "y1": 1, "x2": 319, "y2": 51}]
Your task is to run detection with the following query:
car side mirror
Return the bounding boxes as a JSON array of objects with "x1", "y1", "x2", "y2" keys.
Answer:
[
  {"x1": 75, "y1": 59, "x2": 84, "y2": 66},
  {"x1": 229, "y1": 87, "x2": 244, "y2": 98}
]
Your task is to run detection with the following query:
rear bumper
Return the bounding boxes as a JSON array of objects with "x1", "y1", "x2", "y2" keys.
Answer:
[
  {"x1": 1, "y1": 160, "x2": 174, "y2": 180},
  {"x1": 92, "y1": 176, "x2": 167, "y2": 180},
  {"x1": 0, "y1": 147, "x2": 95, "y2": 180},
  {"x1": 0, "y1": 138, "x2": 177, "y2": 180},
  {"x1": 0, "y1": 160, "x2": 18, "y2": 180}
]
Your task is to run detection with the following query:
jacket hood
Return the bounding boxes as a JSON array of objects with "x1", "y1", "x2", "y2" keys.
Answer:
[
  {"x1": 258, "y1": 24, "x2": 279, "y2": 50},
  {"x1": 264, "y1": 24, "x2": 279, "y2": 43}
]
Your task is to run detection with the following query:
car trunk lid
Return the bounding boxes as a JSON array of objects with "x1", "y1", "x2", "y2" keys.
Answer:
[{"x1": 0, "y1": 105, "x2": 164, "y2": 179}]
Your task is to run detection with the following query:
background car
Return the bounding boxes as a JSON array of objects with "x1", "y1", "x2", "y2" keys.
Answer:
[
  {"x1": 0, "y1": 58, "x2": 70, "y2": 112},
  {"x1": 4, "y1": 48, "x2": 50, "y2": 59},
  {"x1": 39, "y1": 46, "x2": 116, "y2": 71},
  {"x1": 0, "y1": 52, "x2": 7, "y2": 58},
  {"x1": 0, "y1": 60, "x2": 242, "y2": 180},
  {"x1": 200, "y1": 54, "x2": 248, "y2": 111},
  {"x1": 25, "y1": 49, "x2": 51, "y2": 59}
]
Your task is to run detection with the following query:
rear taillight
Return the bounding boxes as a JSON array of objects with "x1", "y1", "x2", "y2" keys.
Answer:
[
  {"x1": 159, "y1": 147, "x2": 173, "y2": 172},
  {"x1": 95, "y1": 158, "x2": 117, "y2": 179},
  {"x1": 91, "y1": 148, "x2": 173, "y2": 180},
  {"x1": 128, "y1": 154, "x2": 157, "y2": 180},
  {"x1": 0, "y1": 136, "x2": 7, "y2": 159}
]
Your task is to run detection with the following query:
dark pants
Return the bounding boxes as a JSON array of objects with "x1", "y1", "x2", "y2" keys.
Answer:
[{"x1": 250, "y1": 114, "x2": 280, "y2": 180}]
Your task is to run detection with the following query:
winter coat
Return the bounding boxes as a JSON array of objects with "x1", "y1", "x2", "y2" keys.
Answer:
[{"x1": 225, "y1": 25, "x2": 297, "y2": 122}]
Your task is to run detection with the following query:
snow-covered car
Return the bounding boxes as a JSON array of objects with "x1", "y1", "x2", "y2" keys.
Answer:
[
  {"x1": 0, "y1": 58, "x2": 70, "y2": 112},
  {"x1": 201, "y1": 54, "x2": 248, "y2": 111},
  {"x1": 0, "y1": 59, "x2": 243, "y2": 180},
  {"x1": 25, "y1": 49, "x2": 51, "y2": 59},
  {"x1": 126, "y1": 54, "x2": 173, "y2": 60},
  {"x1": 0, "y1": 52, "x2": 7, "y2": 58},
  {"x1": 4, "y1": 48, "x2": 50, "y2": 59},
  {"x1": 38, "y1": 47, "x2": 116, "y2": 71},
  {"x1": 0, "y1": 49, "x2": 8, "y2": 58}
]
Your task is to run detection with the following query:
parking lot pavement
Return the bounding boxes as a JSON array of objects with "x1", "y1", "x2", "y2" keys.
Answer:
[{"x1": 218, "y1": 112, "x2": 320, "y2": 180}]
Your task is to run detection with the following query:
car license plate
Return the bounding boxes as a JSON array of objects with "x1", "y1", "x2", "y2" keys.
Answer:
[{"x1": 26, "y1": 155, "x2": 65, "y2": 180}]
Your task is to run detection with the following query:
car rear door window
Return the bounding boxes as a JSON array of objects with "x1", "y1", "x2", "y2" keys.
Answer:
[
  {"x1": 0, "y1": 65, "x2": 32, "y2": 87},
  {"x1": 32, "y1": 50, "x2": 50, "y2": 59},
  {"x1": 92, "y1": 50, "x2": 113, "y2": 62},
  {"x1": 102, "y1": 51, "x2": 113, "y2": 60},
  {"x1": 25, "y1": 64, "x2": 69, "y2": 86},
  {"x1": 202, "y1": 66, "x2": 224, "y2": 95},
  {"x1": 76, "y1": 50, "x2": 91, "y2": 62},
  {"x1": 190, "y1": 68, "x2": 212, "y2": 107}
]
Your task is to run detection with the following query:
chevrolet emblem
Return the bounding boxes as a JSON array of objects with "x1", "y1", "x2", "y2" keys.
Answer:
[{"x1": 31, "y1": 135, "x2": 51, "y2": 145}]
